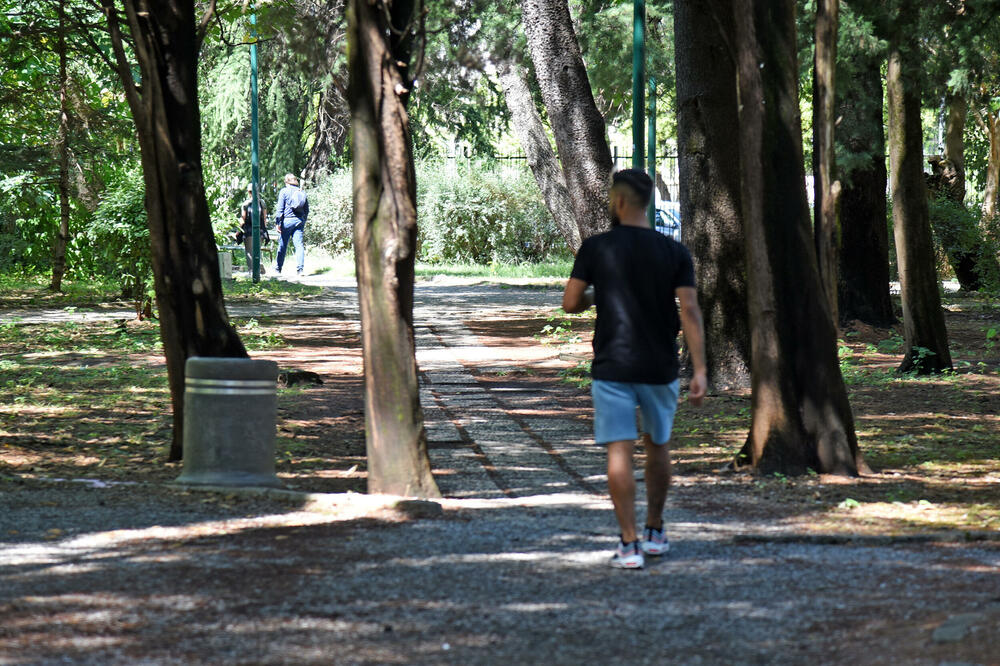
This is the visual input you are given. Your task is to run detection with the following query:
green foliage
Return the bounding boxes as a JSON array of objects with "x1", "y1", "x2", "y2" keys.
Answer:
[
  {"x1": 575, "y1": 0, "x2": 676, "y2": 137},
  {"x1": 928, "y1": 196, "x2": 1000, "y2": 292},
  {"x1": 79, "y1": 166, "x2": 152, "y2": 304},
  {"x1": 306, "y1": 160, "x2": 572, "y2": 264},
  {"x1": 419, "y1": 161, "x2": 567, "y2": 263}
]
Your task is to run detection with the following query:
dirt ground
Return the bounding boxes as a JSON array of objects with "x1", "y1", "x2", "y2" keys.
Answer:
[{"x1": 2, "y1": 285, "x2": 999, "y2": 664}]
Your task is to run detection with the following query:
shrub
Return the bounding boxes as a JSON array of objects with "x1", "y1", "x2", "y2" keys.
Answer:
[
  {"x1": 928, "y1": 196, "x2": 1000, "y2": 292},
  {"x1": 305, "y1": 160, "x2": 571, "y2": 264},
  {"x1": 79, "y1": 166, "x2": 153, "y2": 308}
]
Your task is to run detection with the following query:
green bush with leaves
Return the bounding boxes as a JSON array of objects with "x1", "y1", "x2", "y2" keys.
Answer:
[
  {"x1": 306, "y1": 160, "x2": 570, "y2": 264},
  {"x1": 928, "y1": 196, "x2": 1000, "y2": 293},
  {"x1": 79, "y1": 166, "x2": 152, "y2": 306}
]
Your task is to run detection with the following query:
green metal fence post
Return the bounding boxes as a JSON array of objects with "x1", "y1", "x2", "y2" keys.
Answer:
[
  {"x1": 632, "y1": 0, "x2": 645, "y2": 171},
  {"x1": 250, "y1": 11, "x2": 262, "y2": 283},
  {"x1": 648, "y1": 76, "x2": 656, "y2": 228}
]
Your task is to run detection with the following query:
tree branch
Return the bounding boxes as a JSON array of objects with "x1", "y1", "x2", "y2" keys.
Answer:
[
  {"x1": 97, "y1": 0, "x2": 142, "y2": 114},
  {"x1": 197, "y1": 0, "x2": 217, "y2": 48}
]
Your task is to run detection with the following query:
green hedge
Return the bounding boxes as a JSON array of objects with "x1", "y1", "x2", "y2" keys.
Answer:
[{"x1": 306, "y1": 160, "x2": 571, "y2": 263}]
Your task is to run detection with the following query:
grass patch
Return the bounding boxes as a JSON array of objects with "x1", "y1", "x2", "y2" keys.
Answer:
[
  {"x1": 415, "y1": 260, "x2": 573, "y2": 279},
  {"x1": 0, "y1": 318, "x2": 288, "y2": 356},
  {"x1": 0, "y1": 274, "x2": 124, "y2": 308},
  {"x1": 222, "y1": 276, "x2": 324, "y2": 302}
]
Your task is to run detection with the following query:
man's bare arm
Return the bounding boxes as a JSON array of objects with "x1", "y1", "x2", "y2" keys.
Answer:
[
  {"x1": 677, "y1": 286, "x2": 708, "y2": 406},
  {"x1": 562, "y1": 277, "x2": 593, "y2": 313}
]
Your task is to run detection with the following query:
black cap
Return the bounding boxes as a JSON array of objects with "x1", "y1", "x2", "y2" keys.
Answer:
[{"x1": 612, "y1": 168, "x2": 654, "y2": 204}]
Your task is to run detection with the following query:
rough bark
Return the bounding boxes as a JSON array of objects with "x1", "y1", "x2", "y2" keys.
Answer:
[
  {"x1": 732, "y1": 0, "x2": 864, "y2": 476},
  {"x1": 984, "y1": 110, "x2": 1000, "y2": 223},
  {"x1": 49, "y1": 0, "x2": 70, "y2": 293},
  {"x1": 521, "y1": 0, "x2": 614, "y2": 240},
  {"x1": 348, "y1": 0, "x2": 439, "y2": 498},
  {"x1": 836, "y1": 45, "x2": 893, "y2": 327},
  {"x1": 499, "y1": 59, "x2": 581, "y2": 253},
  {"x1": 674, "y1": 0, "x2": 750, "y2": 391},
  {"x1": 886, "y1": 18, "x2": 952, "y2": 374},
  {"x1": 100, "y1": 0, "x2": 247, "y2": 460},
  {"x1": 944, "y1": 94, "x2": 967, "y2": 200},
  {"x1": 813, "y1": 0, "x2": 841, "y2": 325}
]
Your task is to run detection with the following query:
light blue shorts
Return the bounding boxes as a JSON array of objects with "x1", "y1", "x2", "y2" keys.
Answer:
[{"x1": 591, "y1": 379, "x2": 681, "y2": 445}]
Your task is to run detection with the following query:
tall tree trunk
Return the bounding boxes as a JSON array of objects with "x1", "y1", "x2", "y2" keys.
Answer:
[
  {"x1": 813, "y1": 0, "x2": 841, "y2": 325},
  {"x1": 49, "y1": 0, "x2": 70, "y2": 293},
  {"x1": 983, "y1": 110, "x2": 1000, "y2": 223},
  {"x1": 674, "y1": 0, "x2": 750, "y2": 390},
  {"x1": 927, "y1": 94, "x2": 991, "y2": 291},
  {"x1": 101, "y1": 0, "x2": 247, "y2": 460},
  {"x1": 733, "y1": 0, "x2": 865, "y2": 476},
  {"x1": 837, "y1": 51, "x2": 893, "y2": 327},
  {"x1": 348, "y1": 0, "x2": 439, "y2": 498},
  {"x1": 499, "y1": 59, "x2": 581, "y2": 253},
  {"x1": 302, "y1": 84, "x2": 349, "y2": 182},
  {"x1": 521, "y1": 0, "x2": 614, "y2": 240},
  {"x1": 944, "y1": 93, "x2": 967, "y2": 200},
  {"x1": 886, "y1": 15, "x2": 952, "y2": 374}
]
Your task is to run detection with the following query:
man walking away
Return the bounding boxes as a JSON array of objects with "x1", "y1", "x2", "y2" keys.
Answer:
[
  {"x1": 273, "y1": 173, "x2": 309, "y2": 276},
  {"x1": 562, "y1": 169, "x2": 707, "y2": 570}
]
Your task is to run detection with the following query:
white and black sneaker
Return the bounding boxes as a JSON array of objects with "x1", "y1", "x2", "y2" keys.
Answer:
[
  {"x1": 640, "y1": 525, "x2": 670, "y2": 556},
  {"x1": 610, "y1": 539, "x2": 644, "y2": 569}
]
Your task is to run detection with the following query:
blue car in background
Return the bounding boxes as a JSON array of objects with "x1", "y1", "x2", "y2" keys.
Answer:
[{"x1": 655, "y1": 202, "x2": 681, "y2": 241}]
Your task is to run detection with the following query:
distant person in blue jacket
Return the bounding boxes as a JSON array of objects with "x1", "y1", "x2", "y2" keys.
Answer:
[{"x1": 273, "y1": 173, "x2": 309, "y2": 276}]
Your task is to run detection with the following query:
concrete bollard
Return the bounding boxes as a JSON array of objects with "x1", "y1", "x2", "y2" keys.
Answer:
[
  {"x1": 176, "y1": 357, "x2": 282, "y2": 488},
  {"x1": 218, "y1": 251, "x2": 233, "y2": 280}
]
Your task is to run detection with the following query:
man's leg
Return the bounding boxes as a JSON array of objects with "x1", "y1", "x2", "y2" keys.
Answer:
[
  {"x1": 607, "y1": 439, "x2": 637, "y2": 543},
  {"x1": 275, "y1": 226, "x2": 290, "y2": 272},
  {"x1": 293, "y1": 226, "x2": 305, "y2": 273},
  {"x1": 642, "y1": 433, "x2": 672, "y2": 530}
]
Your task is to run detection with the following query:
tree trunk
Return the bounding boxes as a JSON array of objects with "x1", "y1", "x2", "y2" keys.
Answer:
[
  {"x1": 101, "y1": 0, "x2": 247, "y2": 460},
  {"x1": 348, "y1": 0, "x2": 439, "y2": 498},
  {"x1": 836, "y1": 51, "x2": 893, "y2": 327},
  {"x1": 499, "y1": 59, "x2": 581, "y2": 253},
  {"x1": 886, "y1": 17, "x2": 952, "y2": 374},
  {"x1": 674, "y1": 0, "x2": 750, "y2": 391},
  {"x1": 49, "y1": 0, "x2": 70, "y2": 293},
  {"x1": 521, "y1": 0, "x2": 614, "y2": 240},
  {"x1": 926, "y1": 94, "x2": 991, "y2": 292},
  {"x1": 984, "y1": 110, "x2": 1000, "y2": 223},
  {"x1": 302, "y1": 83, "x2": 349, "y2": 182},
  {"x1": 813, "y1": 0, "x2": 840, "y2": 325},
  {"x1": 732, "y1": 0, "x2": 865, "y2": 476},
  {"x1": 944, "y1": 93, "x2": 967, "y2": 200}
]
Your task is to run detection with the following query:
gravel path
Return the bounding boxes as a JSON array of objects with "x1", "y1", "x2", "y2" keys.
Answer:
[{"x1": 2, "y1": 275, "x2": 999, "y2": 664}]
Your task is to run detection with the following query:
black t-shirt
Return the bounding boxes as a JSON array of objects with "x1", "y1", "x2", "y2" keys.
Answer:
[{"x1": 570, "y1": 225, "x2": 696, "y2": 384}]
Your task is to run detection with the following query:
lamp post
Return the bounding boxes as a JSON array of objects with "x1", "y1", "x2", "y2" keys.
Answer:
[
  {"x1": 632, "y1": 0, "x2": 645, "y2": 172},
  {"x1": 648, "y1": 76, "x2": 656, "y2": 228},
  {"x1": 249, "y1": 11, "x2": 262, "y2": 283}
]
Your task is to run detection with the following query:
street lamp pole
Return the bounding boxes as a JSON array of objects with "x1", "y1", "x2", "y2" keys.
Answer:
[
  {"x1": 632, "y1": 0, "x2": 645, "y2": 172},
  {"x1": 249, "y1": 10, "x2": 262, "y2": 283},
  {"x1": 648, "y1": 76, "x2": 656, "y2": 228}
]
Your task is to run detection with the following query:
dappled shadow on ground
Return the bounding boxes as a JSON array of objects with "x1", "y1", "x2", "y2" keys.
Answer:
[{"x1": 2, "y1": 485, "x2": 999, "y2": 665}]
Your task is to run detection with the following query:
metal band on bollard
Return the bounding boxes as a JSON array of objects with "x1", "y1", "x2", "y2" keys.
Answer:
[
  {"x1": 185, "y1": 378, "x2": 277, "y2": 395},
  {"x1": 176, "y1": 357, "x2": 281, "y2": 488}
]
